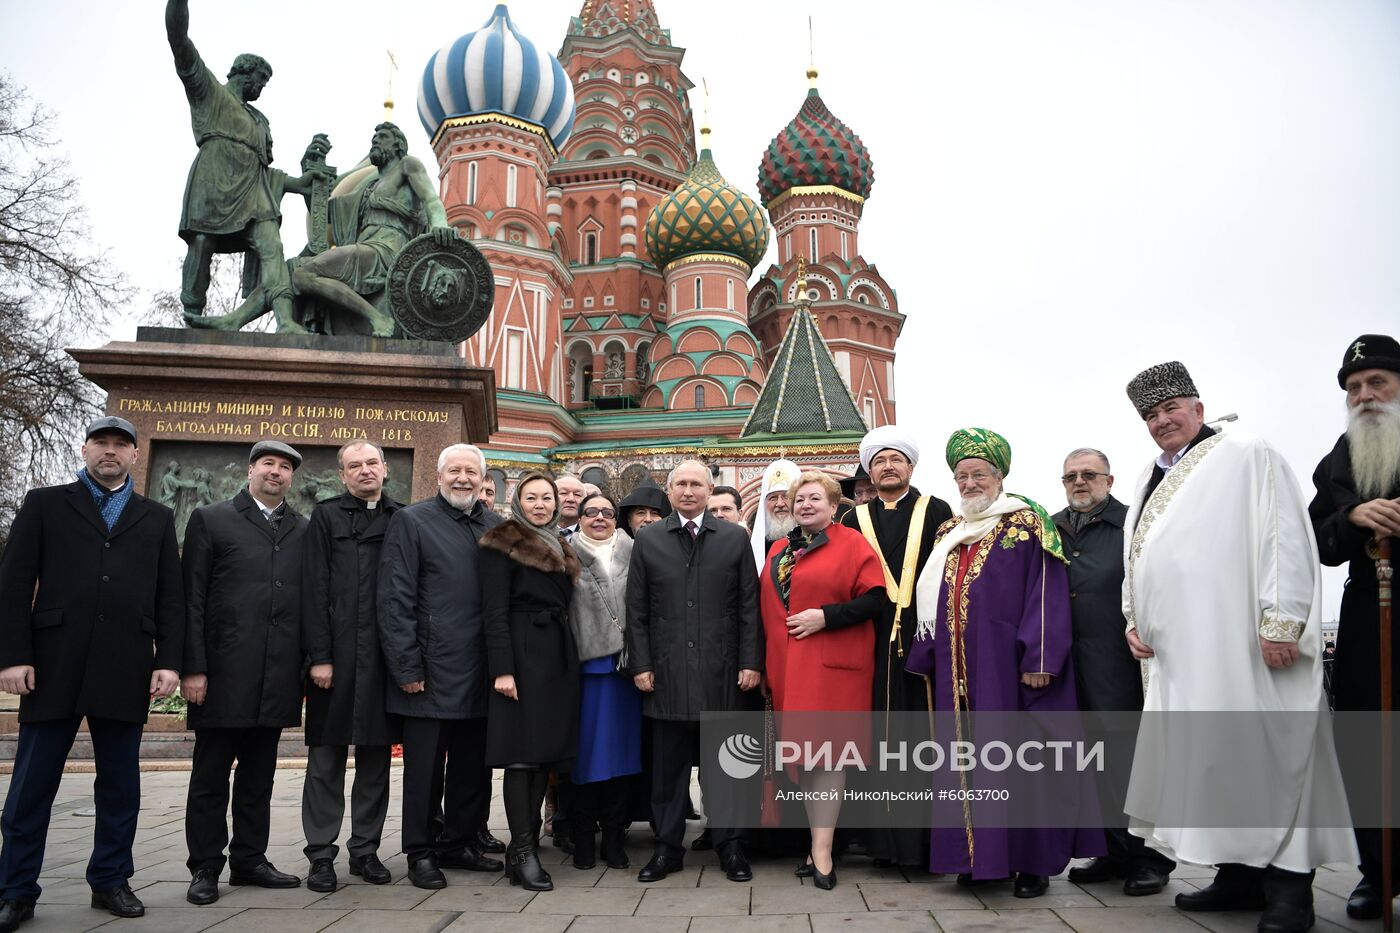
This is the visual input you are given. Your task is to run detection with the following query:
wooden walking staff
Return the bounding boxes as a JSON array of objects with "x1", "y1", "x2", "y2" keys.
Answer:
[{"x1": 1380, "y1": 536, "x2": 1394, "y2": 931}]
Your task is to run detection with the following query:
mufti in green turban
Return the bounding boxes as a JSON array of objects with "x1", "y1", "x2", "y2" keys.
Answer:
[
  {"x1": 943, "y1": 427, "x2": 1065, "y2": 562},
  {"x1": 945, "y1": 427, "x2": 1013, "y2": 476}
]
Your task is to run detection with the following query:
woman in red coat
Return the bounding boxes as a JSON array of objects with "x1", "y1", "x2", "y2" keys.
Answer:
[{"x1": 759, "y1": 471, "x2": 886, "y2": 890}]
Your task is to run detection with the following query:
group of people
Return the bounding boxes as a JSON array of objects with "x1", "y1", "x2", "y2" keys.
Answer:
[{"x1": 0, "y1": 334, "x2": 1397, "y2": 933}]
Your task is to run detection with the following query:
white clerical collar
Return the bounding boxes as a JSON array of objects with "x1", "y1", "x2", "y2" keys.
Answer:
[{"x1": 1155, "y1": 443, "x2": 1191, "y2": 473}]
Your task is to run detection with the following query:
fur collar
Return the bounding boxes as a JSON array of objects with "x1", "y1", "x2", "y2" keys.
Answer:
[{"x1": 481, "y1": 519, "x2": 581, "y2": 581}]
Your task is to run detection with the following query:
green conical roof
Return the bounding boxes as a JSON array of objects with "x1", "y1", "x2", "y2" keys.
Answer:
[{"x1": 741, "y1": 303, "x2": 865, "y2": 437}]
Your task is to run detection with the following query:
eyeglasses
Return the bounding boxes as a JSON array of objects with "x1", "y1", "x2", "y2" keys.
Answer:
[
  {"x1": 1061, "y1": 471, "x2": 1105, "y2": 484},
  {"x1": 953, "y1": 471, "x2": 996, "y2": 485},
  {"x1": 582, "y1": 507, "x2": 616, "y2": 519}
]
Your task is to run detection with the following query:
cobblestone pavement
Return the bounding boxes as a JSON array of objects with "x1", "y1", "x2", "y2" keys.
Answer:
[{"x1": 0, "y1": 767, "x2": 1375, "y2": 932}]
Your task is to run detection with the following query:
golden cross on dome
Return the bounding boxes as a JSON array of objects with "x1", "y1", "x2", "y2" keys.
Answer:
[
  {"x1": 1352, "y1": 339, "x2": 1366, "y2": 361},
  {"x1": 807, "y1": 17, "x2": 819, "y2": 89},
  {"x1": 384, "y1": 51, "x2": 398, "y2": 122}
]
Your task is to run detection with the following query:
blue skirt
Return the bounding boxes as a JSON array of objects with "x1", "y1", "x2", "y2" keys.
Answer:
[{"x1": 573, "y1": 654, "x2": 643, "y2": 784}]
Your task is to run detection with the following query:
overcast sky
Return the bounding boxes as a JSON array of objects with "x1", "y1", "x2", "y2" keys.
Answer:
[{"x1": 4, "y1": 0, "x2": 1398, "y2": 610}]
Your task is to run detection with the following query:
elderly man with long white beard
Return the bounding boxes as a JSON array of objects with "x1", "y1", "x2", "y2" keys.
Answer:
[
  {"x1": 749, "y1": 459, "x2": 799, "y2": 571},
  {"x1": 1308, "y1": 333, "x2": 1400, "y2": 920},
  {"x1": 1121, "y1": 361, "x2": 1355, "y2": 933}
]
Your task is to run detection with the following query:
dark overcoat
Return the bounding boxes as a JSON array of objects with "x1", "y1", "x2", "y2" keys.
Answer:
[
  {"x1": 182, "y1": 489, "x2": 307, "y2": 729},
  {"x1": 624, "y1": 512, "x2": 762, "y2": 720},
  {"x1": 0, "y1": 481, "x2": 184, "y2": 724},
  {"x1": 377, "y1": 494, "x2": 501, "y2": 719},
  {"x1": 1310, "y1": 434, "x2": 1400, "y2": 710},
  {"x1": 1051, "y1": 496, "x2": 1144, "y2": 711},
  {"x1": 480, "y1": 520, "x2": 581, "y2": 767},
  {"x1": 302, "y1": 492, "x2": 402, "y2": 746}
]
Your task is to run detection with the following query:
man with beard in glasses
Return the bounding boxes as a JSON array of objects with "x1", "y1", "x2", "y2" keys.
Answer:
[{"x1": 1309, "y1": 334, "x2": 1400, "y2": 920}]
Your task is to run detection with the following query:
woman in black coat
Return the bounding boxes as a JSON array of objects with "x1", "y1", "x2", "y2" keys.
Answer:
[{"x1": 481, "y1": 473, "x2": 580, "y2": 891}]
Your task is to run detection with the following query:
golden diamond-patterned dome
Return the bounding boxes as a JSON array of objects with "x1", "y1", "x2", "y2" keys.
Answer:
[{"x1": 644, "y1": 134, "x2": 769, "y2": 271}]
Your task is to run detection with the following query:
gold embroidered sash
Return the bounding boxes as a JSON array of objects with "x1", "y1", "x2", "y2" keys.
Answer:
[{"x1": 856, "y1": 496, "x2": 930, "y2": 658}]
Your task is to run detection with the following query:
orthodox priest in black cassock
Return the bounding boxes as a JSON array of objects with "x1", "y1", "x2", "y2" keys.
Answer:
[
  {"x1": 841, "y1": 426, "x2": 953, "y2": 867},
  {"x1": 1307, "y1": 333, "x2": 1400, "y2": 920}
]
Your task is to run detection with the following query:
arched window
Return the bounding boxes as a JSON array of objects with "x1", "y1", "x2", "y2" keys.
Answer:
[
  {"x1": 506, "y1": 164, "x2": 517, "y2": 208},
  {"x1": 809, "y1": 227, "x2": 818, "y2": 260},
  {"x1": 585, "y1": 233, "x2": 597, "y2": 265},
  {"x1": 694, "y1": 276, "x2": 702, "y2": 308},
  {"x1": 726, "y1": 277, "x2": 734, "y2": 311},
  {"x1": 581, "y1": 466, "x2": 609, "y2": 493},
  {"x1": 466, "y1": 162, "x2": 478, "y2": 203},
  {"x1": 694, "y1": 384, "x2": 706, "y2": 408}
]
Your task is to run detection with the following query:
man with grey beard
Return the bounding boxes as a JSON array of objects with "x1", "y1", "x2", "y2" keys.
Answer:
[{"x1": 1309, "y1": 333, "x2": 1400, "y2": 920}]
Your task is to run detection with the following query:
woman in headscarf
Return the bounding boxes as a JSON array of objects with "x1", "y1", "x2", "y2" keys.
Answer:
[
  {"x1": 480, "y1": 472, "x2": 581, "y2": 891},
  {"x1": 566, "y1": 492, "x2": 643, "y2": 870}
]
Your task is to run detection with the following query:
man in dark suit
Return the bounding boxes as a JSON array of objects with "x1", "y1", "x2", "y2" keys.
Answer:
[
  {"x1": 300, "y1": 441, "x2": 403, "y2": 892},
  {"x1": 0, "y1": 416, "x2": 183, "y2": 931},
  {"x1": 182, "y1": 440, "x2": 308, "y2": 906},
  {"x1": 625, "y1": 459, "x2": 762, "y2": 883}
]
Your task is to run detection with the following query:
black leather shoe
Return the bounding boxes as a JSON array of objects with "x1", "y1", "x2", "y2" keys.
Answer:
[
  {"x1": 1258, "y1": 900, "x2": 1315, "y2": 933},
  {"x1": 91, "y1": 883, "x2": 144, "y2": 919},
  {"x1": 408, "y1": 857, "x2": 446, "y2": 890},
  {"x1": 0, "y1": 899, "x2": 34, "y2": 932},
  {"x1": 186, "y1": 868, "x2": 220, "y2": 906},
  {"x1": 1014, "y1": 873, "x2": 1049, "y2": 899},
  {"x1": 812, "y1": 862, "x2": 837, "y2": 891},
  {"x1": 721, "y1": 851, "x2": 752, "y2": 883},
  {"x1": 438, "y1": 846, "x2": 503, "y2": 872},
  {"x1": 306, "y1": 858, "x2": 337, "y2": 893},
  {"x1": 505, "y1": 842, "x2": 553, "y2": 892},
  {"x1": 690, "y1": 827, "x2": 714, "y2": 851},
  {"x1": 685, "y1": 802, "x2": 702, "y2": 821},
  {"x1": 795, "y1": 855, "x2": 815, "y2": 879},
  {"x1": 1175, "y1": 876, "x2": 1265, "y2": 912},
  {"x1": 1068, "y1": 857, "x2": 1125, "y2": 885},
  {"x1": 348, "y1": 854, "x2": 392, "y2": 885},
  {"x1": 637, "y1": 854, "x2": 684, "y2": 882},
  {"x1": 229, "y1": 862, "x2": 301, "y2": 888},
  {"x1": 600, "y1": 827, "x2": 629, "y2": 869},
  {"x1": 1123, "y1": 866, "x2": 1170, "y2": 897},
  {"x1": 475, "y1": 829, "x2": 506, "y2": 854},
  {"x1": 1347, "y1": 878, "x2": 1383, "y2": 920}
]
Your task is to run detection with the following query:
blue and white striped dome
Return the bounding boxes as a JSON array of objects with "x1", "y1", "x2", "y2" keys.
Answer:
[{"x1": 418, "y1": 4, "x2": 577, "y2": 150}]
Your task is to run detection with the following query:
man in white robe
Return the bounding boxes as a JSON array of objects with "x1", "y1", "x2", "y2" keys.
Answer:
[{"x1": 1121, "y1": 361, "x2": 1355, "y2": 933}]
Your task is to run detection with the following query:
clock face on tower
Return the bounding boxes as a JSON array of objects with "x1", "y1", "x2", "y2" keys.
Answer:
[{"x1": 620, "y1": 124, "x2": 639, "y2": 144}]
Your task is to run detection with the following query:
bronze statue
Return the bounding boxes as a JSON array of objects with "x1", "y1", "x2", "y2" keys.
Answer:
[{"x1": 165, "y1": 0, "x2": 309, "y2": 333}]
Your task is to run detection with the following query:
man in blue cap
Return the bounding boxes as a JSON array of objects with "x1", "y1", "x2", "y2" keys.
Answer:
[{"x1": 0, "y1": 416, "x2": 184, "y2": 930}]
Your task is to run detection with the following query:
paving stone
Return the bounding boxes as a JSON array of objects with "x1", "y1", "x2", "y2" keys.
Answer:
[
  {"x1": 1052, "y1": 905, "x2": 1207, "y2": 932},
  {"x1": 23, "y1": 903, "x2": 116, "y2": 932},
  {"x1": 441, "y1": 913, "x2": 571, "y2": 933},
  {"x1": 634, "y1": 886, "x2": 752, "y2": 916},
  {"x1": 216, "y1": 881, "x2": 336, "y2": 908},
  {"x1": 696, "y1": 862, "x2": 802, "y2": 887},
  {"x1": 100, "y1": 906, "x2": 243, "y2": 931},
  {"x1": 859, "y1": 881, "x2": 984, "y2": 911},
  {"x1": 751, "y1": 882, "x2": 866, "y2": 914},
  {"x1": 595, "y1": 865, "x2": 697, "y2": 888},
  {"x1": 203, "y1": 907, "x2": 352, "y2": 932},
  {"x1": 320, "y1": 908, "x2": 460, "y2": 932},
  {"x1": 124, "y1": 879, "x2": 208, "y2": 908},
  {"x1": 975, "y1": 878, "x2": 1101, "y2": 910},
  {"x1": 690, "y1": 914, "x2": 813, "y2": 933},
  {"x1": 810, "y1": 910, "x2": 942, "y2": 933},
  {"x1": 932, "y1": 908, "x2": 1072, "y2": 932},
  {"x1": 1076, "y1": 878, "x2": 1193, "y2": 906},
  {"x1": 520, "y1": 887, "x2": 644, "y2": 915},
  {"x1": 566, "y1": 917, "x2": 692, "y2": 933},
  {"x1": 416, "y1": 885, "x2": 537, "y2": 912}
]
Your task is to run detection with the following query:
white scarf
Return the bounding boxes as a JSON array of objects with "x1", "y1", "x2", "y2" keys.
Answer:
[
  {"x1": 913, "y1": 492, "x2": 1029, "y2": 641},
  {"x1": 573, "y1": 529, "x2": 617, "y2": 578}
]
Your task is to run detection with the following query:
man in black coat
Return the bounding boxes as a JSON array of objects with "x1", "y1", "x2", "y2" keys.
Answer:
[
  {"x1": 378, "y1": 443, "x2": 503, "y2": 889},
  {"x1": 0, "y1": 417, "x2": 182, "y2": 931},
  {"x1": 625, "y1": 459, "x2": 762, "y2": 883},
  {"x1": 181, "y1": 440, "x2": 308, "y2": 906},
  {"x1": 300, "y1": 441, "x2": 402, "y2": 892},
  {"x1": 1051, "y1": 447, "x2": 1175, "y2": 897},
  {"x1": 1308, "y1": 333, "x2": 1400, "y2": 920}
]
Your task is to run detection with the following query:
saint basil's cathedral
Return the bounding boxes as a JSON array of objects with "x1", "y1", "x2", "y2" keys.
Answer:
[{"x1": 417, "y1": 1, "x2": 903, "y2": 513}]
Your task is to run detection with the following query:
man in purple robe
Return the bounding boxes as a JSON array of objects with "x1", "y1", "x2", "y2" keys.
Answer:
[{"x1": 906, "y1": 428, "x2": 1103, "y2": 897}]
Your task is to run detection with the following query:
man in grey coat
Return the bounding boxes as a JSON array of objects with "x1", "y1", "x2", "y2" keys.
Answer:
[
  {"x1": 1051, "y1": 447, "x2": 1174, "y2": 896},
  {"x1": 626, "y1": 460, "x2": 762, "y2": 884},
  {"x1": 378, "y1": 444, "x2": 503, "y2": 889}
]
